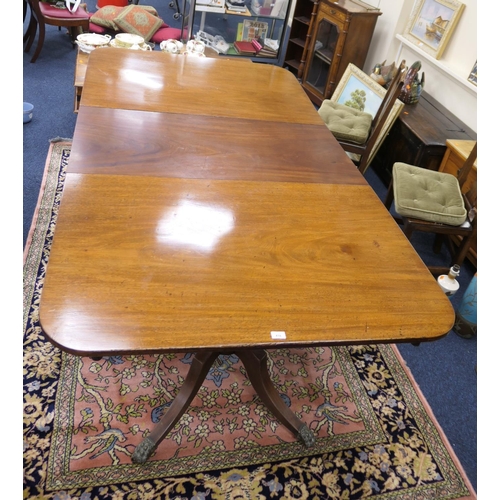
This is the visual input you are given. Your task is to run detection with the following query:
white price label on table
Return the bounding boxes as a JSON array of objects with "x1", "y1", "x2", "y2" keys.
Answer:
[{"x1": 270, "y1": 331, "x2": 286, "y2": 340}]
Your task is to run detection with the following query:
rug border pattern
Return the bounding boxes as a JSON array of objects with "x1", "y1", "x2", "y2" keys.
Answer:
[{"x1": 23, "y1": 142, "x2": 70, "y2": 331}]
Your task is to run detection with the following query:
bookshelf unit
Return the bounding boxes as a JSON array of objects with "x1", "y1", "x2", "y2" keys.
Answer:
[
  {"x1": 183, "y1": 0, "x2": 298, "y2": 64},
  {"x1": 283, "y1": 0, "x2": 318, "y2": 79}
]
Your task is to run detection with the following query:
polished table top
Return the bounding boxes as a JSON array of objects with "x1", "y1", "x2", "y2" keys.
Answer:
[{"x1": 40, "y1": 48, "x2": 455, "y2": 356}]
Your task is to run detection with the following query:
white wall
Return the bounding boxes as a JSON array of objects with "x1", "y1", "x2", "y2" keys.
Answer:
[{"x1": 361, "y1": 0, "x2": 477, "y2": 132}]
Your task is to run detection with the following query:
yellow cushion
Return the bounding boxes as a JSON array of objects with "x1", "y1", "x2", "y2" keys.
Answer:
[
  {"x1": 114, "y1": 4, "x2": 163, "y2": 41},
  {"x1": 392, "y1": 162, "x2": 467, "y2": 226},
  {"x1": 318, "y1": 101, "x2": 372, "y2": 144}
]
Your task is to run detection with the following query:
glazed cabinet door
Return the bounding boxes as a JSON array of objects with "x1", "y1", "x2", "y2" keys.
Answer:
[{"x1": 301, "y1": 7, "x2": 346, "y2": 102}]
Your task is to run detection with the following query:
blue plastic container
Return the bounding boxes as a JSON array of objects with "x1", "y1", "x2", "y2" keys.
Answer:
[
  {"x1": 23, "y1": 102, "x2": 34, "y2": 123},
  {"x1": 453, "y1": 273, "x2": 477, "y2": 338}
]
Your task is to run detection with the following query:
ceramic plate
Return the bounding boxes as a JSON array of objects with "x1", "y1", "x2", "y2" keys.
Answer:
[{"x1": 109, "y1": 39, "x2": 153, "y2": 51}]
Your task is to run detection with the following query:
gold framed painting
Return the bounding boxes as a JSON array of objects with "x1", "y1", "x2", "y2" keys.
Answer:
[
  {"x1": 331, "y1": 63, "x2": 404, "y2": 168},
  {"x1": 402, "y1": 0, "x2": 465, "y2": 60}
]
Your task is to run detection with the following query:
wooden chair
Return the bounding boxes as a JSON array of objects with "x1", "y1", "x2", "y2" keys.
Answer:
[
  {"x1": 384, "y1": 142, "x2": 477, "y2": 275},
  {"x1": 24, "y1": 0, "x2": 37, "y2": 45},
  {"x1": 25, "y1": 0, "x2": 91, "y2": 63},
  {"x1": 318, "y1": 62, "x2": 407, "y2": 176}
]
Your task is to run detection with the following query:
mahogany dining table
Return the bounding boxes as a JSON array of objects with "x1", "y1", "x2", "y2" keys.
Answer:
[{"x1": 39, "y1": 48, "x2": 455, "y2": 463}]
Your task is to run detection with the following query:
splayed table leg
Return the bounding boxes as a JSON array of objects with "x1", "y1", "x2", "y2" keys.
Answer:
[
  {"x1": 237, "y1": 349, "x2": 315, "y2": 447},
  {"x1": 132, "y1": 348, "x2": 315, "y2": 463},
  {"x1": 132, "y1": 350, "x2": 219, "y2": 463}
]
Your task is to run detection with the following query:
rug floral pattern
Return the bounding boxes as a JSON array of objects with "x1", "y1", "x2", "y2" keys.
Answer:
[{"x1": 23, "y1": 143, "x2": 475, "y2": 499}]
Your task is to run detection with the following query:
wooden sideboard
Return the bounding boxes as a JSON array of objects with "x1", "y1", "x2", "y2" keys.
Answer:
[
  {"x1": 370, "y1": 91, "x2": 477, "y2": 186},
  {"x1": 439, "y1": 140, "x2": 477, "y2": 191}
]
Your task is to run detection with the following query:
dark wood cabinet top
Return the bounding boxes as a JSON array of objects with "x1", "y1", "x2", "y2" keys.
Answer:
[
  {"x1": 323, "y1": 0, "x2": 382, "y2": 14},
  {"x1": 399, "y1": 91, "x2": 476, "y2": 147}
]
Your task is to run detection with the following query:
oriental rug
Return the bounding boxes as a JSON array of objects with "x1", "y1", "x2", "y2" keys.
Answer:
[{"x1": 23, "y1": 142, "x2": 476, "y2": 499}]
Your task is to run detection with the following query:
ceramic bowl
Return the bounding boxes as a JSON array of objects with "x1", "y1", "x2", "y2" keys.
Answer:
[
  {"x1": 114, "y1": 33, "x2": 145, "y2": 48},
  {"x1": 23, "y1": 102, "x2": 34, "y2": 123},
  {"x1": 76, "y1": 33, "x2": 111, "y2": 52}
]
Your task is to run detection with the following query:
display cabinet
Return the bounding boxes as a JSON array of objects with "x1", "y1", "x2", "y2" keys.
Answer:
[
  {"x1": 183, "y1": 0, "x2": 298, "y2": 64},
  {"x1": 300, "y1": 0, "x2": 381, "y2": 106}
]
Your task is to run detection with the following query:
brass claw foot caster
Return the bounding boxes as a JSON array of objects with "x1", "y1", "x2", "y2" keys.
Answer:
[
  {"x1": 298, "y1": 424, "x2": 315, "y2": 447},
  {"x1": 132, "y1": 437, "x2": 156, "y2": 464}
]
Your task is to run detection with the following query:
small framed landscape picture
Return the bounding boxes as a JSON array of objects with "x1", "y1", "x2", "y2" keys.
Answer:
[
  {"x1": 333, "y1": 64, "x2": 383, "y2": 117},
  {"x1": 467, "y1": 61, "x2": 477, "y2": 86},
  {"x1": 402, "y1": 0, "x2": 465, "y2": 60},
  {"x1": 331, "y1": 63, "x2": 404, "y2": 167}
]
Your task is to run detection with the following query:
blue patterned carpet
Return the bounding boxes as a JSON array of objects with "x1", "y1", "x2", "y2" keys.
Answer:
[{"x1": 23, "y1": 0, "x2": 476, "y2": 492}]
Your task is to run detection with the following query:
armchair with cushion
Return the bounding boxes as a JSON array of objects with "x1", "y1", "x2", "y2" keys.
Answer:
[{"x1": 384, "y1": 142, "x2": 477, "y2": 275}]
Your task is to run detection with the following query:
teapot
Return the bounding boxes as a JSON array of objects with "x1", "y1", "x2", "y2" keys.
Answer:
[
  {"x1": 160, "y1": 39, "x2": 184, "y2": 54},
  {"x1": 186, "y1": 39, "x2": 205, "y2": 55}
]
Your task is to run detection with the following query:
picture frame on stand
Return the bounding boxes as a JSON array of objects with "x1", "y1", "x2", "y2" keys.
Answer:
[{"x1": 331, "y1": 63, "x2": 404, "y2": 168}]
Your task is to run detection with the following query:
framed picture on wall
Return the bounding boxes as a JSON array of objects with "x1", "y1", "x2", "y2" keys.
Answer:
[
  {"x1": 331, "y1": 64, "x2": 404, "y2": 168},
  {"x1": 402, "y1": 0, "x2": 465, "y2": 60},
  {"x1": 467, "y1": 60, "x2": 477, "y2": 86}
]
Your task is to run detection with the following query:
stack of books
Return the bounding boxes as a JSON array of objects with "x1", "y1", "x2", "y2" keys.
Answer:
[
  {"x1": 251, "y1": 37, "x2": 279, "y2": 57},
  {"x1": 233, "y1": 40, "x2": 256, "y2": 55}
]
